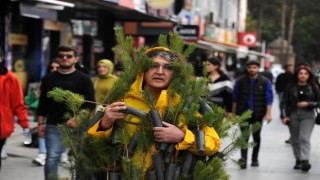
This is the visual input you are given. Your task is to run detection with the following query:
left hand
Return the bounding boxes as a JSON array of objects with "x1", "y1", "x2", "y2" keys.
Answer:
[
  {"x1": 297, "y1": 101, "x2": 308, "y2": 108},
  {"x1": 263, "y1": 114, "x2": 272, "y2": 124},
  {"x1": 153, "y1": 121, "x2": 185, "y2": 143},
  {"x1": 66, "y1": 117, "x2": 77, "y2": 128}
]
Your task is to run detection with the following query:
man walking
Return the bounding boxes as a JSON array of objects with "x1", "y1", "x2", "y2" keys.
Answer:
[
  {"x1": 275, "y1": 64, "x2": 293, "y2": 144},
  {"x1": 37, "y1": 46, "x2": 95, "y2": 179},
  {"x1": 232, "y1": 60, "x2": 273, "y2": 169}
]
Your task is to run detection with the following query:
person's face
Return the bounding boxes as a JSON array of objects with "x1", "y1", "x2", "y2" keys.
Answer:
[
  {"x1": 206, "y1": 62, "x2": 218, "y2": 73},
  {"x1": 97, "y1": 63, "x2": 109, "y2": 76},
  {"x1": 144, "y1": 56, "x2": 174, "y2": 91},
  {"x1": 50, "y1": 62, "x2": 60, "y2": 72},
  {"x1": 297, "y1": 69, "x2": 309, "y2": 83},
  {"x1": 246, "y1": 64, "x2": 260, "y2": 77},
  {"x1": 56, "y1": 51, "x2": 78, "y2": 69},
  {"x1": 287, "y1": 66, "x2": 294, "y2": 73}
]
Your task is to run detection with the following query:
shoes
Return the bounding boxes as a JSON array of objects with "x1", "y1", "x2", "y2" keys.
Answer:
[
  {"x1": 301, "y1": 160, "x2": 311, "y2": 172},
  {"x1": 251, "y1": 159, "x2": 259, "y2": 167},
  {"x1": 238, "y1": 158, "x2": 247, "y2": 169},
  {"x1": 32, "y1": 153, "x2": 46, "y2": 166},
  {"x1": 1, "y1": 149, "x2": 8, "y2": 159},
  {"x1": 293, "y1": 160, "x2": 301, "y2": 170},
  {"x1": 60, "y1": 151, "x2": 69, "y2": 164}
]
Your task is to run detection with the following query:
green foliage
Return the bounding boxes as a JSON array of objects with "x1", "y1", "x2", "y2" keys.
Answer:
[
  {"x1": 194, "y1": 157, "x2": 230, "y2": 180},
  {"x1": 248, "y1": 0, "x2": 320, "y2": 62},
  {"x1": 47, "y1": 87, "x2": 84, "y2": 113}
]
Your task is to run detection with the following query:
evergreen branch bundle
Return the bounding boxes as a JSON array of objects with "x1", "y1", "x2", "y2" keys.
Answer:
[{"x1": 47, "y1": 26, "x2": 259, "y2": 180}]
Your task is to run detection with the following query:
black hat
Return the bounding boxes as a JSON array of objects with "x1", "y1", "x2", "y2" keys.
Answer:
[{"x1": 246, "y1": 60, "x2": 260, "y2": 66}]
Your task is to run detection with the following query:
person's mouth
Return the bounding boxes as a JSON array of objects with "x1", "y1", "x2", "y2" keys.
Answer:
[{"x1": 152, "y1": 77, "x2": 165, "y2": 81}]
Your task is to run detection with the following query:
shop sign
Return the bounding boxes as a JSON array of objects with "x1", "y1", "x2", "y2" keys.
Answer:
[
  {"x1": 238, "y1": 32, "x2": 257, "y2": 48},
  {"x1": 172, "y1": 25, "x2": 199, "y2": 42},
  {"x1": 8, "y1": 33, "x2": 28, "y2": 46}
]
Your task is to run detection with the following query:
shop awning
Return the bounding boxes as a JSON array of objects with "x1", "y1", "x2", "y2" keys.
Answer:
[
  {"x1": 23, "y1": 0, "x2": 176, "y2": 22},
  {"x1": 196, "y1": 40, "x2": 274, "y2": 61},
  {"x1": 197, "y1": 40, "x2": 238, "y2": 54}
]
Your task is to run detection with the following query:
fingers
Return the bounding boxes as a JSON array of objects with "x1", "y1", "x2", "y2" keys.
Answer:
[
  {"x1": 154, "y1": 131, "x2": 165, "y2": 142},
  {"x1": 105, "y1": 102, "x2": 126, "y2": 114},
  {"x1": 102, "y1": 102, "x2": 127, "y2": 126},
  {"x1": 110, "y1": 102, "x2": 126, "y2": 110},
  {"x1": 162, "y1": 121, "x2": 172, "y2": 127}
]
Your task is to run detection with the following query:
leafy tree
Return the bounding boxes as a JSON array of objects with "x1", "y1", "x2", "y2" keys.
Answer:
[{"x1": 248, "y1": 0, "x2": 320, "y2": 63}]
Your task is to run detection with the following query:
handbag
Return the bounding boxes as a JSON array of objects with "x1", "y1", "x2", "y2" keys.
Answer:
[{"x1": 315, "y1": 108, "x2": 320, "y2": 125}]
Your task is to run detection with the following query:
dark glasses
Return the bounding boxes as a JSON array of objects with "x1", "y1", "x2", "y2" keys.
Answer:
[{"x1": 57, "y1": 54, "x2": 74, "y2": 59}]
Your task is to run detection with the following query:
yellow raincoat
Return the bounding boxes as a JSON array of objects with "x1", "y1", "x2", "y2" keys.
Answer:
[{"x1": 88, "y1": 73, "x2": 220, "y2": 174}]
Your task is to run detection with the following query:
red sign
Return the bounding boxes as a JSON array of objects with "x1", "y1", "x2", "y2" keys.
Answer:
[{"x1": 238, "y1": 32, "x2": 257, "y2": 47}]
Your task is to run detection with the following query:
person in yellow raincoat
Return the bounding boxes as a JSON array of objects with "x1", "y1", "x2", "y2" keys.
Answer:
[{"x1": 88, "y1": 46, "x2": 220, "y2": 179}]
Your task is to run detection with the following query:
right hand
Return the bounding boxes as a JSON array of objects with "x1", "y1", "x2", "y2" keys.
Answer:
[
  {"x1": 282, "y1": 117, "x2": 289, "y2": 125},
  {"x1": 38, "y1": 124, "x2": 45, "y2": 138},
  {"x1": 100, "y1": 102, "x2": 127, "y2": 129}
]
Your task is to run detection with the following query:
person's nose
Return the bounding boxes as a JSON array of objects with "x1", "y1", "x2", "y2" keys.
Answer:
[{"x1": 155, "y1": 66, "x2": 165, "y2": 74}]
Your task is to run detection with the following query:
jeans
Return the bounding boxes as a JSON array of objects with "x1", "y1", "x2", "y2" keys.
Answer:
[
  {"x1": 39, "y1": 137, "x2": 47, "y2": 154},
  {"x1": 45, "y1": 125, "x2": 66, "y2": 180}
]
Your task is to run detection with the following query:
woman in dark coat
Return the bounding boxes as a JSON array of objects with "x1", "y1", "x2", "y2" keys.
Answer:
[
  {"x1": 281, "y1": 66, "x2": 320, "y2": 172},
  {"x1": 206, "y1": 57, "x2": 233, "y2": 113}
]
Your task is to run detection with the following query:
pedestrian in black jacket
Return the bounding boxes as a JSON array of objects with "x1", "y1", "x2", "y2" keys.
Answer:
[
  {"x1": 280, "y1": 66, "x2": 320, "y2": 172},
  {"x1": 275, "y1": 64, "x2": 294, "y2": 143},
  {"x1": 37, "y1": 46, "x2": 95, "y2": 180}
]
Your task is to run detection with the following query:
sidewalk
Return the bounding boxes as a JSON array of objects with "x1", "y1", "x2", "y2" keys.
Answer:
[
  {"x1": 225, "y1": 96, "x2": 320, "y2": 180},
  {"x1": 0, "y1": 121, "x2": 69, "y2": 180},
  {"x1": 1, "y1": 97, "x2": 320, "y2": 180}
]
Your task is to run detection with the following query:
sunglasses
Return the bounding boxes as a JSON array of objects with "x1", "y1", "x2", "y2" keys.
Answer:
[{"x1": 57, "y1": 54, "x2": 74, "y2": 59}]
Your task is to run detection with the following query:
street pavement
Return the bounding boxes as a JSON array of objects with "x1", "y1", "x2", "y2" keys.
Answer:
[
  {"x1": 225, "y1": 95, "x2": 320, "y2": 180},
  {"x1": 1, "y1": 95, "x2": 320, "y2": 180}
]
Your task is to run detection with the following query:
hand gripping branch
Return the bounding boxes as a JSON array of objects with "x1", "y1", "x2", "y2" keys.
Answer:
[{"x1": 86, "y1": 105, "x2": 148, "y2": 131}]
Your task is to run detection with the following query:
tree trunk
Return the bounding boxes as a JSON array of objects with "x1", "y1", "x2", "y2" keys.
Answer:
[
  {"x1": 287, "y1": 0, "x2": 296, "y2": 63},
  {"x1": 281, "y1": 0, "x2": 287, "y2": 65}
]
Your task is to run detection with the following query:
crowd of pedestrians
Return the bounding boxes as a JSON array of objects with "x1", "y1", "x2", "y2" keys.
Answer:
[{"x1": 1, "y1": 42, "x2": 320, "y2": 179}]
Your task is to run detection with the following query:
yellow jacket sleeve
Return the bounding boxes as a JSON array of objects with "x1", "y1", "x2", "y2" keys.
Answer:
[
  {"x1": 87, "y1": 120, "x2": 113, "y2": 137},
  {"x1": 175, "y1": 126, "x2": 220, "y2": 156}
]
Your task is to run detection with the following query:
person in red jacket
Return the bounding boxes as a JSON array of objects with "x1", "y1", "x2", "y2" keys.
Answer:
[{"x1": 0, "y1": 47, "x2": 30, "y2": 171}]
